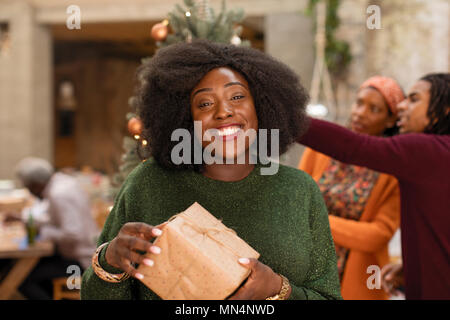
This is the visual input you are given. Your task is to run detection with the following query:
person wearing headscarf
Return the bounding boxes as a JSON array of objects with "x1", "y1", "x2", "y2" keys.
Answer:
[
  {"x1": 298, "y1": 73, "x2": 450, "y2": 300},
  {"x1": 299, "y1": 76, "x2": 404, "y2": 299}
]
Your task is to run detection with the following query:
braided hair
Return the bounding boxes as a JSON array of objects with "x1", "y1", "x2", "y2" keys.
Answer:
[{"x1": 420, "y1": 73, "x2": 450, "y2": 135}]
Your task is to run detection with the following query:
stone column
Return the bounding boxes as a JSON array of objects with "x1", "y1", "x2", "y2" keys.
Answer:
[
  {"x1": 334, "y1": 0, "x2": 369, "y2": 124},
  {"x1": 265, "y1": 12, "x2": 314, "y2": 168},
  {"x1": 366, "y1": 0, "x2": 449, "y2": 90},
  {"x1": 0, "y1": 0, "x2": 53, "y2": 180},
  {"x1": 336, "y1": 0, "x2": 449, "y2": 121}
]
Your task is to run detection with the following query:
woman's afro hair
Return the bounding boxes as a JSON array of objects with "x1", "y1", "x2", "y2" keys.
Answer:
[{"x1": 134, "y1": 40, "x2": 310, "y2": 170}]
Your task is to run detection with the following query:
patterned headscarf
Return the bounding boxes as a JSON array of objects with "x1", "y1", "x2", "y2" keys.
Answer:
[{"x1": 359, "y1": 76, "x2": 405, "y2": 115}]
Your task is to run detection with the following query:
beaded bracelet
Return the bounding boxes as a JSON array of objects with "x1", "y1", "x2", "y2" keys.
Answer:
[{"x1": 92, "y1": 242, "x2": 130, "y2": 283}]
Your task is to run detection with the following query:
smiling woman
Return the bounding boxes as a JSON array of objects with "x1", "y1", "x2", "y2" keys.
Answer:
[
  {"x1": 80, "y1": 40, "x2": 342, "y2": 300},
  {"x1": 135, "y1": 40, "x2": 309, "y2": 172}
]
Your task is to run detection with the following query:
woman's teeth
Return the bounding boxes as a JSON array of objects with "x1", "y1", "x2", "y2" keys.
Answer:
[{"x1": 217, "y1": 126, "x2": 241, "y2": 136}]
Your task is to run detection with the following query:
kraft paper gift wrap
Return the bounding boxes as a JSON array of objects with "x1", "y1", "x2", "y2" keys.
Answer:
[{"x1": 136, "y1": 202, "x2": 260, "y2": 300}]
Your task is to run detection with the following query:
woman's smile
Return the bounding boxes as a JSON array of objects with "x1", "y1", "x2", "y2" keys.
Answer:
[
  {"x1": 396, "y1": 113, "x2": 408, "y2": 129},
  {"x1": 350, "y1": 119, "x2": 365, "y2": 132},
  {"x1": 214, "y1": 124, "x2": 243, "y2": 140}
]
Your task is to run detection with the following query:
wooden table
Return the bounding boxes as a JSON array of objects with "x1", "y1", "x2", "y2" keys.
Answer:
[{"x1": 0, "y1": 222, "x2": 54, "y2": 300}]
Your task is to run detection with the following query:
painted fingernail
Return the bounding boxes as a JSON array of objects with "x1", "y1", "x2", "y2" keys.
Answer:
[
  {"x1": 150, "y1": 246, "x2": 161, "y2": 254},
  {"x1": 143, "y1": 259, "x2": 154, "y2": 267},
  {"x1": 135, "y1": 273, "x2": 144, "y2": 280},
  {"x1": 238, "y1": 258, "x2": 250, "y2": 264},
  {"x1": 152, "y1": 228, "x2": 162, "y2": 236}
]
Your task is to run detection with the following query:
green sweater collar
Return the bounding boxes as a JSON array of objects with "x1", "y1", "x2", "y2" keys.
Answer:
[{"x1": 180, "y1": 163, "x2": 264, "y2": 192}]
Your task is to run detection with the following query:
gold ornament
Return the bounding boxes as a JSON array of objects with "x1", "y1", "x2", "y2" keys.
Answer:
[
  {"x1": 151, "y1": 19, "x2": 169, "y2": 41},
  {"x1": 127, "y1": 117, "x2": 143, "y2": 135}
]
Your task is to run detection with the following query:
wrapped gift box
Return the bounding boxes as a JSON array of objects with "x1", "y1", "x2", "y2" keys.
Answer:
[{"x1": 137, "y1": 202, "x2": 260, "y2": 300}]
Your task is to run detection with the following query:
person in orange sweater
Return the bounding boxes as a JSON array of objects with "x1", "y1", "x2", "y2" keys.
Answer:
[{"x1": 299, "y1": 76, "x2": 404, "y2": 300}]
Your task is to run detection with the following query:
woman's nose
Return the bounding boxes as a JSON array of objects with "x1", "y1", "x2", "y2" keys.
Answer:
[
  {"x1": 214, "y1": 101, "x2": 233, "y2": 119},
  {"x1": 353, "y1": 105, "x2": 368, "y2": 117},
  {"x1": 397, "y1": 99, "x2": 408, "y2": 112}
]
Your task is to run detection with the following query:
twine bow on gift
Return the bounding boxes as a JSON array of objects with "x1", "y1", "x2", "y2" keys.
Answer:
[
  {"x1": 161, "y1": 211, "x2": 249, "y2": 299},
  {"x1": 167, "y1": 211, "x2": 244, "y2": 259}
]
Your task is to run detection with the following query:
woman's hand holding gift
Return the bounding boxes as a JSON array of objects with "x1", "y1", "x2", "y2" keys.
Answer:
[
  {"x1": 105, "y1": 222, "x2": 163, "y2": 280},
  {"x1": 228, "y1": 258, "x2": 291, "y2": 300}
]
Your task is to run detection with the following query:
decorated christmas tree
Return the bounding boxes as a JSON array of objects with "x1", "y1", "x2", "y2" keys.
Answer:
[{"x1": 110, "y1": 0, "x2": 248, "y2": 198}]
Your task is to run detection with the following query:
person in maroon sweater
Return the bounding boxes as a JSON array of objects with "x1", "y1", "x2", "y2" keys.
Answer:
[{"x1": 298, "y1": 73, "x2": 450, "y2": 300}]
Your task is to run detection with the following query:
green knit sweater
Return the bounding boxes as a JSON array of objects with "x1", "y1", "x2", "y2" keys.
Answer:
[{"x1": 81, "y1": 158, "x2": 342, "y2": 300}]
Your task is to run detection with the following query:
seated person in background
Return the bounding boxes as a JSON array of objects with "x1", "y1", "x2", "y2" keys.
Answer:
[
  {"x1": 15, "y1": 157, "x2": 99, "y2": 299},
  {"x1": 299, "y1": 76, "x2": 403, "y2": 300}
]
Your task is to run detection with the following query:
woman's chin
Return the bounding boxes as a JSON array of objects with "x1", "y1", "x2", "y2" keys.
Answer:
[
  {"x1": 398, "y1": 126, "x2": 408, "y2": 134},
  {"x1": 351, "y1": 126, "x2": 367, "y2": 135},
  {"x1": 214, "y1": 148, "x2": 248, "y2": 164}
]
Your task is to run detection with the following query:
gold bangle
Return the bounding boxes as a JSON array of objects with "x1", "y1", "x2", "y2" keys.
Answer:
[
  {"x1": 266, "y1": 274, "x2": 290, "y2": 300},
  {"x1": 92, "y1": 242, "x2": 130, "y2": 283}
]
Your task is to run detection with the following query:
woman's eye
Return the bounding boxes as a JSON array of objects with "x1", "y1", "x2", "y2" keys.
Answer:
[
  {"x1": 370, "y1": 105, "x2": 380, "y2": 113},
  {"x1": 199, "y1": 102, "x2": 212, "y2": 108},
  {"x1": 231, "y1": 95, "x2": 245, "y2": 101}
]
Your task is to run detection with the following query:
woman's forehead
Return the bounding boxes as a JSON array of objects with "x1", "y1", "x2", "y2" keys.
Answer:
[
  {"x1": 408, "y1": 80, "x2": 431, "y2": 95},
  {"x1": 357, "y1": 86, "x2": 384, "y2": 100},
  {"x1": 194, "y1": 67, "x2": 248, "y2": 88}
]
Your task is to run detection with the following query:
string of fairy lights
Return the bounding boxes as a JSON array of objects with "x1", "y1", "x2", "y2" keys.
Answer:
[{"x1": 127, "y1": 116, "x2": 146, "y2": 146}]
